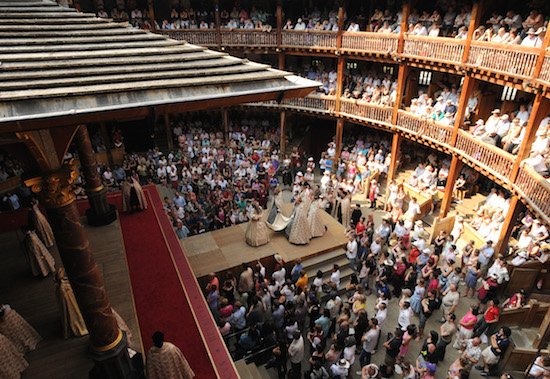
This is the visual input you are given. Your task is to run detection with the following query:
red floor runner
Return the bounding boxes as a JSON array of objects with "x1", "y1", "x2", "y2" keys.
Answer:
[{"x1": 119, "y1": 187, "x2": 235, "y2": 379}]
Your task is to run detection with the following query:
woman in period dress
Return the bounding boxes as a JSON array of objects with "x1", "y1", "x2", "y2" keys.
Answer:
[
  {"x1": 55, "y1": 268, "x2": 88, "y2": 339},
  {"x1": 340, "y1": 191, "x2": 351, "y2": 229},
  {"x1": 267, "y1": 188, "x2": 292, "y2": 232},
  {"x1": 0, "y1": 304, "x2": 41, "y2": 353},
  {"x1": 23, "y1": 229, "x2": 56, "y2": 278},
  {"x1": 285, "y1": 185, "x2": 312, "y2": 245},
  {"x1": 0, "y1": 333, "x2": 28, "y2": 379},
  {"x1": 245, "y1": 203, "x2": 270, "y2": 247},
  {"x1": 308, "y1": 191, "x2": 327, "y2": 238},
  {"x1": 28, "y1": 199, "x2": 55, "y2": 248},
  {"x1": 122, "y1": 176, "x2": 147, "y2": 212}
]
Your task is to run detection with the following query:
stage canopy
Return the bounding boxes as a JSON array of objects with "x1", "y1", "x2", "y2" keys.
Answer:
[{"x1": 0, "y1": 0, "x2": 319, "y2": 131}]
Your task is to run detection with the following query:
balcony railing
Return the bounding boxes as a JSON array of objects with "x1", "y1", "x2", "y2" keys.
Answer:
[
  {"x1": 515, "y1": 165, "x2": 550, "y2": 225},
  {"x1": 281, "y1": 94, "x2": 336, "y2": 113},
  {"x1": 339, "y1": 98, "x2": 393, "y2": 126},
  {"x1": 341, "y1": 32, "x2": 398, "y2": 55},
  {"x1": 466, "y1": 41, "x2": 539, "y2": 79},
  {"x1": 455, "y1": 129, "x2": 515, "y2": 182},
  {"x1": 396, "y1": 111, "x2": 454, "y2": 147},
  {"x1": 402, "y1": 35, "x2": 465, "y2": 65},
  {"x1": 220, "y1": 29, "x2": 277, "y2": 47},
  {"x1": 156, "y1": 29, "x2": 217, "y2": 47},
  {"x1": 538, "y1": 50, "x2": 550, "y2": 86},
  {"x1": 281, "y1": 30, "x2": 337, "y2": 50}
]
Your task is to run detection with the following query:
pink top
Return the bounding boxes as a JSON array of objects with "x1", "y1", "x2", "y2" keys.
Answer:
[{"x1": 460, "y1": 311, "x2": 477, "y2": 330}]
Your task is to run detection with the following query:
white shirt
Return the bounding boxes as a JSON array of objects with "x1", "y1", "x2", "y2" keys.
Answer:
[
  {"x1": 346, "y1": 240, "x2": 358, "y2": 260},
  {"x1": 330, "y1": 270, "x2": 341, "y2": 287},
  {"x1": 398, "y1": 307, "x2": 412, "y2": 330}
]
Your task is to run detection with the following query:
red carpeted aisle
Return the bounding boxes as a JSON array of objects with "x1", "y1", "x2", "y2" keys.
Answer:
[{"x1": 119, "y1": 187, "x2": 231, "y2": 379}]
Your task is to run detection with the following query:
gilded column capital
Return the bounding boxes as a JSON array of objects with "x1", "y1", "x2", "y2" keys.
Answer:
[{"x1": 25, "y1": 160, "x2": 79, "y2": 208}]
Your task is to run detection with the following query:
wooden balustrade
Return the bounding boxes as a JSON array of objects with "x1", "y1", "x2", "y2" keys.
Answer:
[
  {"x1": 281, "y1": 94, "x2": 336, "y2": 113},
  {"x1": 467, "y1": 41, "x2": 539, "y2": 79},
  {"x1": 455, "y1": 129, "x2": 515, "y2": 182},
  {"x1": 515, "y1": 164, "x2": 550, "y2": 225},
  {"x1": 538, "y1": 51, "x2": 550, "y2": 86},
  {"x1": 396, "y1": 111, "x2": 454, "y2": 147},
  {"x1": 341, "y1": 32, "x2": 398, "y2": 55},
  {"x1": 156, "y1": 29, "x2": 218, "y2": 47},
  {"x1": 402, "y1": 35, "x2": 465, "y2": 65},
  {"x1": 281, "y1": 30, "x2": 337, "y2": 50},
  {"x1": 339, "y1": 98, "x2": 393, "y2": 125},
  {"x1": 220, "y1": 30, "x2": 277, "y2": 47}
]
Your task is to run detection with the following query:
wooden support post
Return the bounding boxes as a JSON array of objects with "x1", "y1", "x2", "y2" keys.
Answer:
[
  {"x1": 532, "y1": 22, "x2": 550, "y2": 80},
  {"x1": 397, "y1": 1, "x2": 411, "y2": 53},
  {"x1": 99, "y1": 123, "x2": 114, "y2": 167},
  {"x1": 439, "y1": 155, "x2": 464, "y2": 218},
  {"x1": 387, "y1": 133, "x2": 401, "y2": 182},
  {"x1": 164, "y1": 114, "x2": 173, "y2": 151},
  {"x1": 510, "y1": 96, "x2": 550, "y2": 181},
  {"x1": 335, "y1": 55, "x2": 346, "y2": 113},
  {"x1": 223, "y1": 108, "x2": 230, "y2": 142},
  {"x1": 276, "y1": 1, "x2": 283, "y2": 49},
  {"x1": 392, "y1": 65, "x2": 409, "y2": 124},
  {"x1": 278, "y1": 53, "x2": 285, "y2": 70},
  {"x1": 461, "y1": 1, "x2": 482, "y2": 64},
  {"x1": 335, "y1": 119, "x2": 344, "y2": 160},
  {"x1": 336, "y1": 3, "x2": 345, "y2": 49},
  {"x1": 214, "y1": 0, "x2": 221, "y2": 48},
  {"x1": 147, "y1": 0, "x2": 156, "y2": 30},
  {"x1": 451, "y1": 75, "x2": 476, "y2": 146},
  {"x1": 280, "y1": 111, "x2": 287, "y2": 153},
  {"x1": 495, "y1": 195, "x2": 521, "y2": 256}
]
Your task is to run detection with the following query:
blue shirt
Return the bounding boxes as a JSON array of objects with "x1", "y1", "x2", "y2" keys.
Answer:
[{"x1": 479, "y1": 246, "x2": 494, "y2": 266}]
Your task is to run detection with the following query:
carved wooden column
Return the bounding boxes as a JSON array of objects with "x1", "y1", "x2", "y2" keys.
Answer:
[
  {"x1": 74, "y1": 125, "x2": 117, "y2": 226},
  {"x1": 387, "y1": 133, "x2": 401, "y2": 182},
  {"x1": 336, "y1": 2, "x2": 345, "y2": 49},
  {"x1": 280, "y1": 111, "x2": 287, "y2": 153},
  {"x1": 439, "y1": 155, "x2": 464, "y2": 218},
  {"x1": 25, "y1": 163, "x2": 136, "y2": 378}
]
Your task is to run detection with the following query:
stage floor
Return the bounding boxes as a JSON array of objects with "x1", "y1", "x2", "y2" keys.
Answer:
[{"x1": 181, "y1": 206, "x2": 348, "y2": 278}]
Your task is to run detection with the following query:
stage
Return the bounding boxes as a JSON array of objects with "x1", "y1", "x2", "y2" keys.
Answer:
[{"x1": 181, "y1": 205, "x2": 348, "y2": 278}]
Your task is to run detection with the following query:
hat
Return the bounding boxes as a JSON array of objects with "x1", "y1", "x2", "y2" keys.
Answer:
[
  {"x1": 297, "y1": 18, "x2": 303, "y2": 23},
  {"x1": 383, "y1": 258, "x2": 394, "y2": 266},
  {"x1": 527, "y1": 27, "x2": 536, "y2": 35},
  {"x1": 491, "y1": 109, "x2": 501, "y2": 114},
  {"x1": 437, "y1": 96, "x2": 443, "y2": 101},
  {"x1": 423, "y1": 248, "x2": 431, "y2": 255},
  {"x1": 308, "y1": 157, "x2": 314, "y2": 161},
  {"x1": 297, "y1": 172, "x2": 303, "y2": 176},
  {"x1": 415, "y1": 220, "x2": 423, "y2": 226},
  {"x1": 274, "y1": 254, "x2": 284, "y2": 264},
  {"x1": 476, "y1": 119, "x2": 485, "y2": 125},
  {"x1": 337, "y1": 359, "x2": 350, "y2": 369},
  {"x1": 425, "y1": 363, "x2": 437, "y2": 373}
]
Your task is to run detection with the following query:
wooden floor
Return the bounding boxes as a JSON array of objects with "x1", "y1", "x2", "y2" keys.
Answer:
[
  {"x1": 181, "y1": 206, "x2": 348, "y2": 278},
  {"x1": 0, "y1": 216, "x2": 142, "y2": 379}
]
